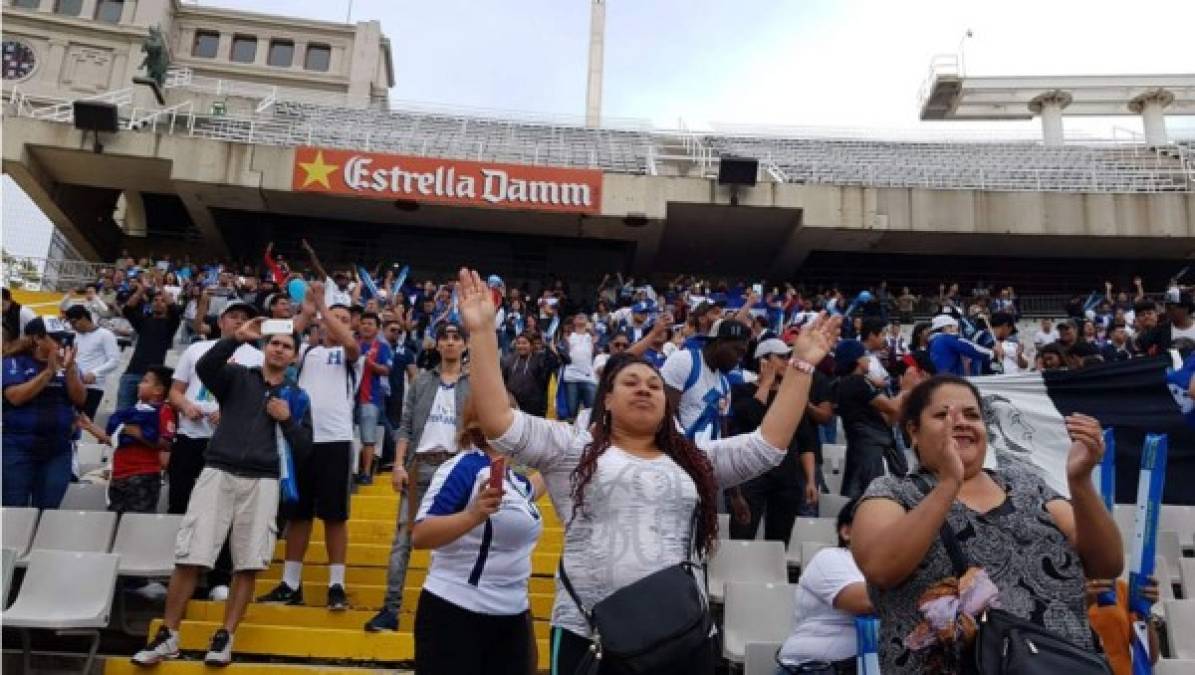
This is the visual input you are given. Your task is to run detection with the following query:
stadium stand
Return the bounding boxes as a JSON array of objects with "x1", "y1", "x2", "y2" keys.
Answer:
[{"x1": 722, "y1": 581, "x2": 795, "y2": 664}]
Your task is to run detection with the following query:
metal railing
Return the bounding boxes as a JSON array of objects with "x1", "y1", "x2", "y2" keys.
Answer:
[
  {"x1": 1, "y1": 255, "x2": 111, "y2": 293},
  {"x1": 917, "y1": 53, "x2": 962, "y2": 112}
]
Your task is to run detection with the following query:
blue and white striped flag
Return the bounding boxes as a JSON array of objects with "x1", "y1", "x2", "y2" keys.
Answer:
[
  {"x1": 1129, "y1": 433, "x2": 1167, "y2": 674},
  {"x1": 391, "y1": 264, "x2": 409, "y2": 300},
  {"x1": 1093, "y1": 427, "x2": 1116, "y2": 512},
  {"x1": 357, "y1": 266, "x2": 380, "y2": 301},
  {"x1": 855, "y1": 615, "x2": 881, "y2": 675},
  {"x1": 545, "y1": 315, "x2": 560, "y2": 340}
]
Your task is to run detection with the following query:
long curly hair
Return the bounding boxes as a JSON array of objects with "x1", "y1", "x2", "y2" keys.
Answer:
[{"x1": 569, "y1": 352, "x2": 720, "y2": 556}]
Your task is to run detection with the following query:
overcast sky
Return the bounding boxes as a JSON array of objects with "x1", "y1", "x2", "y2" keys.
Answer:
[{"x1": 197, "y1": 0, "x2": 1195, "y2": 135}]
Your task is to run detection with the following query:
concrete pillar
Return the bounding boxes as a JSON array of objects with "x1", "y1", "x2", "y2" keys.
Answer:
[
  {"x1": 1129, "y1": 89, "x2": 1174, "y2": 146},
  {"x1": 585, "y1": 0, "x2": 605, "y2": 128},
  {"x1": 115, "y1": 190, "x2": 147, "y2": 238},
  {"x1": 1028, "y1": 90, "x2": 1072, "y2": 147}
]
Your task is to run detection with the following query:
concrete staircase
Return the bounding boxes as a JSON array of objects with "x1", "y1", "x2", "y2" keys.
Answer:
[{"x1": 106, "y1": 476, "x2": 565, "y2": 673}]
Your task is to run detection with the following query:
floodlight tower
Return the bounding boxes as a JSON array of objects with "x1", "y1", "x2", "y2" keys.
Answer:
[{"x1": 585, "y1": 0, "x2": 605, "y2": 128}]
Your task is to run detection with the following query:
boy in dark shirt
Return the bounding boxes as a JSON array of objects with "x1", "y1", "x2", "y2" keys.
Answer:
[{"x1": 79, "y1": 365, "x2": 175, "y2": 513}]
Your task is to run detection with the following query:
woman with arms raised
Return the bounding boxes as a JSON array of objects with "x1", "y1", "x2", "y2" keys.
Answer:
[
  {"x1": 455, "y1": 267, "x2": 841, "y2": 675},
  {"x1": 850, "y1": 375, "x2": 1123, "y2": 674}
]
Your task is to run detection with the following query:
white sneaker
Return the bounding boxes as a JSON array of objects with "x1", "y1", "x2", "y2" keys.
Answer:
[
  {"x1": 208, "y1": 584, "x2": 230, "y2": 601},
  {"x1": 204, "y1": 628, "x2": 234, "y2": 667},
  {"x1": 131, "y1": 581, "x2": 168, "y2": 602},
  {"x1": 131, "y1": 626, "x2": 180, "y2": 666}
]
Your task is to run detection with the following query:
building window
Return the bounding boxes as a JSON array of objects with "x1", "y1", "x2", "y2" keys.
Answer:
[
  {"x1": 267, "y1": 39, "x2": 293, "y2": 67},
  {"x1": 230, "y1": 35, "x2": 256, "y2": 63},
  {"x1": 12, "y1": 0, "x2": 40, "y2": 8},
  {"x1": 95, "y1": 0, "x2": 124, "y2": 23},
  {"x1": 192, "y1": 31, "x2": 219, "y2": 59},
  {"x1": 55, "y1": 0, "x2": 83, "y2": 16},
  {"x1": 304, "y1": 44, "x2": 331, "y2": 72}
]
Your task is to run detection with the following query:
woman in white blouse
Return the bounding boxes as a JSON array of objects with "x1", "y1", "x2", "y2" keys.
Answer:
[
  {"x1": 454, "y1": 268, "x2": 841, "y2": 675},
  {"x1": 776, "y1": 498, "x2": 872, "y2": 674}
]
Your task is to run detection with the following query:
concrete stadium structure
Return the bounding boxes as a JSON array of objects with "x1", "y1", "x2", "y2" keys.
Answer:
[{"x1": 3, "y1": 0, "x2": 1195, "y2": 292}]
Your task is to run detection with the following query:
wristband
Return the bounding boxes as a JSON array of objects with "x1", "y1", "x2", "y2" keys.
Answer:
[{"x1": 788, "y1": 357, "x2": 816, "y2": 375}]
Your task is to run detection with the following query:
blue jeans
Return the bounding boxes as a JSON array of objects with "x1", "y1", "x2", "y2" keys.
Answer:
[
  {"x1": 116, "y1": 372, "x2": 142, "y2": 410},
  {"x1": 563, "y1": 381, "x2": 596, "y2": 420},
  {"x1": 819, "y1": 417, "x2": 838, "y2": 444},
  {"x1": 3, "y1": 438, "x2": 73, "y2": 508}
]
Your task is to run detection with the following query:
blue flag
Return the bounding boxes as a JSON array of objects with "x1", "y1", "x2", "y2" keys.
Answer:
[
  {"x1": 357, "y1": 266, "x2": 380, "y2": 301},
  {"x1": 855, "y1": 615, "x2": 881, "y2": 675},
  {"x1": 391, "y1": 264, "x2": 409, "y2": 300}
]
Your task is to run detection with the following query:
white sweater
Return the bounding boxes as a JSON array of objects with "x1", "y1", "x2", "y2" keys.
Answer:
[
  {"x1": 73, "y1": 326, "x2": 121, "y2": 391},
  {"x1": 489, "y1": 411, "x2": 785, "y2": 638}
]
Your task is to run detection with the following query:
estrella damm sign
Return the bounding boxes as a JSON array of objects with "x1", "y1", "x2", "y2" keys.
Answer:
[{"x1": 292, "y1": 147, "x2": 602, "y2": 215}]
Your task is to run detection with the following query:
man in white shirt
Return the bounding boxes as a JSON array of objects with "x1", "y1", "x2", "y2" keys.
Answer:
[
  {"x1": 858, "y1": 318, "x2": 891, "y2": 386},
  {"x1": 167, "y1": 300, "x2": 262, "y2": 599},
  {"x1": 990, "y1": 313, "x2": 1028, "y2": 375},
  {"x1": 260, "y1": 281, "x2": 360, "y2": 611},
  {"x1": 661, "y1": 319, "x2": 749, "y2": 441},
  {"x1": 64, "y1": 304, "x2": 121, "y2": 418},
  {"x1": 1032, "y1": 318, "x2": 1059, "y2": 349}
]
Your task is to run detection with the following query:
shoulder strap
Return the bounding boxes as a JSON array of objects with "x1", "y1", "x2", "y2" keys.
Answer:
[
  {"x1": 557, "y1": 560, "x2": 596, "y2": 629},
  {"x1": 907, "y1": 472, "x2": 969, "y2": 577},
  {"x1": 683, "y1": 347, "x2": 703, "y2": 392}
]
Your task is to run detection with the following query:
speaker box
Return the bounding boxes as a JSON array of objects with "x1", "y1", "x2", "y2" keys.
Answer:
[
  {"x1": 717, "y1": 156, "x2": 758, "y2": 186},
  {"x1": 73, "y1": 101, "x2": 119, "y2": 133}
]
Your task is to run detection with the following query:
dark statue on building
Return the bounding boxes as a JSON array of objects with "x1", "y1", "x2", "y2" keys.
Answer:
[{"x1": 134, "y1": 25, "x2": 169, "y2": 104}]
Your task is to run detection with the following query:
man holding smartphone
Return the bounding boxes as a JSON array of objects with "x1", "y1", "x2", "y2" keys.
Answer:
[{"x1": 259, "y1": 281, "x2": 360, "y2": 611}]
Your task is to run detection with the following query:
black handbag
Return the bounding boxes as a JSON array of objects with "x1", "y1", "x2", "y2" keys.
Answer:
[
  {"x1": 908, "y1": 473, "x2": 1112, "y2": 675},
  {"x1": 557, "y1": 512, "x2": 713, "y2": 675}
]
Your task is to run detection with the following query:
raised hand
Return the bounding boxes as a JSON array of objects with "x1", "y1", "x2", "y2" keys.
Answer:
[
  {"x1": 455, "y1": 267, "x2": 497, "y2": 334},
  {"x1": 235, "y1": 317, "x2": 266, "y2": 343},
  {"x1": 791, "y1": 313, "x2": 842, "y2": 365},
  {"x1": 1065, "y1": 413, "x2": 1105, "y2": 482},
  {"x1": 466, "y1": 486, "x2": 503, "y2": 524},
  {"x1": 937, "y1": 406, "x2": 966, "y2": 485}
]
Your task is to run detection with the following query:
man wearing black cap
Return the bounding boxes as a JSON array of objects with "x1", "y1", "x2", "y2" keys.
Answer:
[
  {"x1": 364, "y1": 320, "x2": 471, "y2": 632},
  {"x1": 1137, "y1": 290, "x2": 1195, "y2": 357},
  {"x1": 661, "y1": 317, "x2": 750, "y2": 441},
  {"x1": 166, "y1": 298, "x2": 262, "y2": 600},
  {"x1": 990, "y1": 312, "x2": 1028, "y2": 375},
  {"x1": 64, "y1": 304, "x2": 120, "y2": 418}
]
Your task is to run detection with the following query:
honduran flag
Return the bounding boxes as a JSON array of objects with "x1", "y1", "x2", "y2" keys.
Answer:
[{"x1": 968, "y1": 353, "x2": 1195, "y2": 504}]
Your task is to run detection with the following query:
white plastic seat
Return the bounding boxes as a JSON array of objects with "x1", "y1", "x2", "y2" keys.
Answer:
[
  {"x1": 75, "y1": 442, "x2": 108, "y2": 466},
  {"x1": 3, "y1": 550, "x2": 120, "y2": 673},
  {"x1": 717, "y1": 513, "x2": 731, "y2": 539},
  {"x1": 822, "y1": 444, "x2": 846, "y2": 469},
  {"x1": 111, "y1": 513, "x2": 182, "y2": 577},
  {"x1": 823, "y1": 471, "x2": 844, "y2": 496},
  {"x1": 786, "y1": 517, "x2": 839, "y2": 567},
  {"x1": 2, "y1": 547, "x2": 16, "y2": 609},
  {"x1": 745, "y1": 641, "x2": 784, "y2": 675},
  {"x1": 58, "y1": 482, "x2": 109, "y2": 511},
  {"x1": 2, "y1": 507, "x2": 40, "y2": 558},
  {"x1": 1160, "y1": 505, "x2": 1195, "y2": 553},
  {"x1": 1159, "y1": 530, "x2": 1183, "y2": 583},
  {"x1": 799, "y1": 542, "x2": 833, "y2": 576},
  {"x1": 24, "y1": 509, "x2": 117, "y2": 561},
  {"x1": 707, "y1": 540, "x2": 787, "y2": 604},
  {"x1": 818, "y1": 493, "x2": 851, "y2": 519},
  {"x1": 1179, "y1": 558, "x2": 1195, "y2": 600},
  {"x1": 1156, "y1": 659, "x2": 1195, "y2": 675},
  {"x1": 722, "y1": 581, "x2": 794, "y2": 663},
  {"x1": 1165, "y1": 599, "x2": 1195, "y2": 659}
]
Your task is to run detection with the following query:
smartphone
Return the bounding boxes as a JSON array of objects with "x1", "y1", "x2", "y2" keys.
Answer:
[
  {"x1": 489, "y1": 457, "x2": 506, "y2": 491},
  {"x1": 262, "y1": 319, "x2": 294, "y2": 335}
]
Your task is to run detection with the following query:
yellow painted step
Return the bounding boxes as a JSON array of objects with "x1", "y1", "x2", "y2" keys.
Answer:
[
  {"x1": 272, "y1": 544, "x2": 559, "y2": 574},
  {"x1": 257, "y1": 565, "x2": 558, "y2": 594},
  {"x1": 248, "y1": 581, "x2": 556, "y2": 615},
  {"x1": 148, "y1": 619, "x2": 550, "y2": 668},
  {"x1": 184, "y1": 600, "x2": 555, "y2": 639},
  {"x1": 106, "y1": 661, "x2": 399, "y2": 675},
  {"x1": 307, "y1": 519, "x2": 564, "y2": 546}
]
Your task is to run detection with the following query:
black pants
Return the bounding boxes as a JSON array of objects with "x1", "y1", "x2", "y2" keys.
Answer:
[
  {"x1": 414, "y1": 589, "x2": 531, "y2": 675},
  {"x1": 167, "y1": 434, "x2": 232, "y2": 586},
  {"x1": 81, "y1": 389, "x2": 104, "y2": 420},
  {"x1": 550, "y1": 626, "x2": 716, "y2": 675},
  {"x1": 727, "y1": 464, "x2": 803, "y2": 542}
]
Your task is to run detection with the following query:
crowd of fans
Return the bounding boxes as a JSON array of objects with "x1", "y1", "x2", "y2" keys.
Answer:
[{"x1": 2, "y1": 241, "x2": 1186, "y2": 673}]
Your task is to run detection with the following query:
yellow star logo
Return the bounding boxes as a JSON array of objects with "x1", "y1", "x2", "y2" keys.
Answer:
[{"x1": 298, "y1": 150, "x2": 339, "y2": 189}]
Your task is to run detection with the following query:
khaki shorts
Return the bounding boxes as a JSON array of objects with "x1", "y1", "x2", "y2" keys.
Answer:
[{"x1": 175, "y1": 467, "x2": 279, "y2": 572}]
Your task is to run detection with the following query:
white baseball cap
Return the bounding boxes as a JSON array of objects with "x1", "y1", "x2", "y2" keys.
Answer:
[
  {"x1": 931, "y1": 314, "x2": 959, "y2": 332},
  {"x1": 754, "y1": 338, "x2": 792, "y2": 360}
]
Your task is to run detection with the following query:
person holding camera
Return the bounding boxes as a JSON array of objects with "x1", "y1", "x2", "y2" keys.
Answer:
[
  {"x1": 133, "y1": 317, "x2": 312, "y2": 667},
  {"x1": 2, "y1": 317, "x2": 87, "y2": 508}
]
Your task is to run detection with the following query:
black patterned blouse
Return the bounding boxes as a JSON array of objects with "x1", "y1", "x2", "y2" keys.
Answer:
[{"x1": 861, "y1": 460, "x2": 1093, "y2": 673}]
